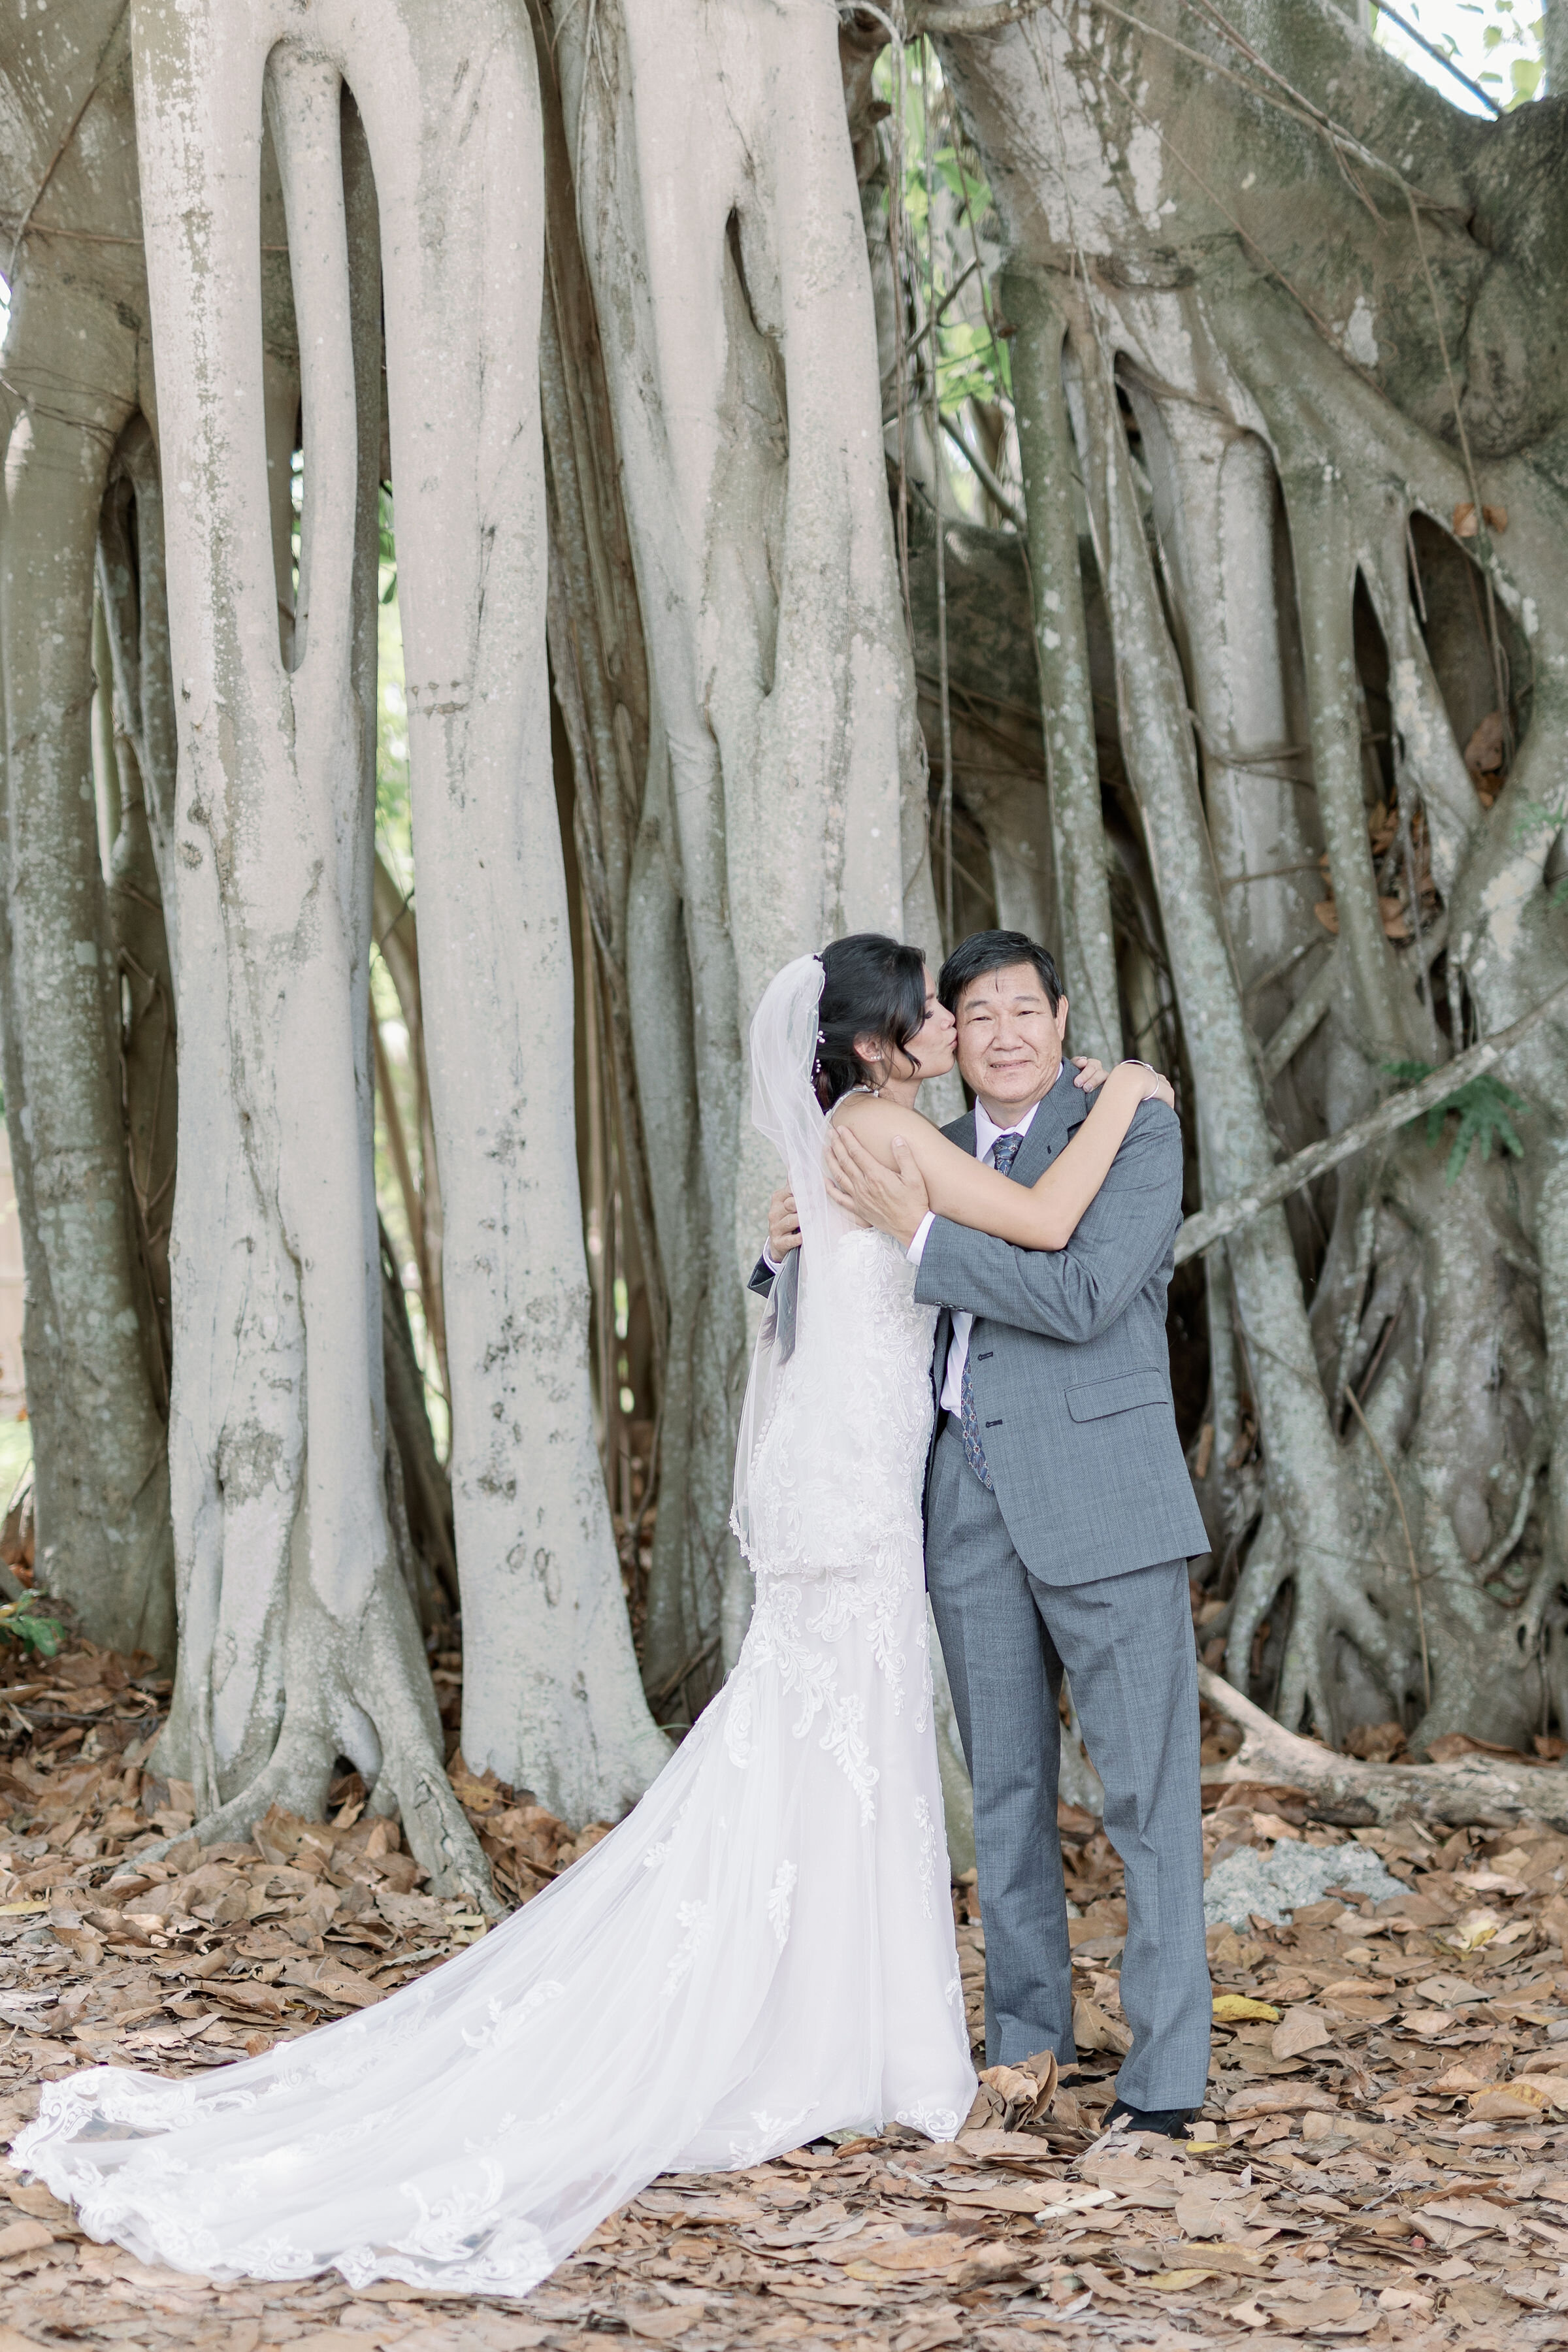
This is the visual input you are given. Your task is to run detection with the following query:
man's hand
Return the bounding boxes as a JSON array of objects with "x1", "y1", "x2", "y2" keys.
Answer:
[
  {"x1": 767, "y1": 1184, "x2": 801, "y2": 1260},
  {"x1": 825, "y1": 1126, "x2": 931, "y2": 1248}
]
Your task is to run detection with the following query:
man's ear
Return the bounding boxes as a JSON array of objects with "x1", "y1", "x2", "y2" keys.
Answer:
[{"x1": 1054, "y1": 995, "x2": 1070, "y2": 1043}]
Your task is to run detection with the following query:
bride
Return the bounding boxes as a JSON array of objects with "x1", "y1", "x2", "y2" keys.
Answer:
[{"x1": 14, "y1": 937, "x2": 1171, "y2": 2296}]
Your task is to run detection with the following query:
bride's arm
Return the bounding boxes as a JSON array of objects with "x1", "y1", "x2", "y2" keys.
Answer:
[{"x1": 830, "y1": 1064, "x2": 1171, "y2": 1252}]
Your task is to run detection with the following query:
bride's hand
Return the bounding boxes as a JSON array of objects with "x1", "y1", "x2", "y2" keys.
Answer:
[
  {"x1": 1070, "y1": 1054, "x2": 1109, "y2": 1092},
  {"x1": 1123, "y1": 1060, "x2": 1175, "y2": 1111}
]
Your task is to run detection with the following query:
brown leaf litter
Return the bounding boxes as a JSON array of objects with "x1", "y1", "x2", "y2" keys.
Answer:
[{"x1": 1, "y1": 1644, "x2": 1568, "y2": 2348}]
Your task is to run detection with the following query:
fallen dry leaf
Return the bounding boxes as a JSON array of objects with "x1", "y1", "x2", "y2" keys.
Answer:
[
  {"x1": 1290, "y1": 2284, "x2": 1367, "y2": 2330},
  {"x1": 947, "y1": 2239, "x2": 1027, "y2": 2290},
  {"x1": 1428, "y1": 2060, "x2": 1493, "y2": 2094},
  {"x1": 843, "y1": 2232, "x2": 968, "y2": 2277},
  {"x1": 1400, "y1": 2006, "x2": 1460, "y2": 2036},
  {"x1": 1173, "y1": 2186, "x2": 1228, "y2": 2238},
  {"x1": 957, "y1": 2127, "x2": 1061, "y2": 2160},
  {"x1": 0, "y1": 2219, "x2": 51, "y2": 2258},
  {"x1": 1470, "y1": 2082, "x2": 1547, "y2": 2119},
  {"x1": 944, "y1": 2180, "x2": 1050, "y2": 2215},
  {"x1": 623, "y1": 2311, "x2": 701, "y2": 2342},
  {"x1": 1224, "y1": 2080, "x2": 1338, "y2": 2119},
  {"x1": 1418, "y1": 2195, "x2": 1513, "y2": 2232},
  {"x1": 1436, "y1": 1904, "x2": 1503, "y2": 1953},
  {"x1": 1223, "y1": 2295, "x2": 1271, "y2": 2328},
  {"x1": 287, "y1": 2336, "x2": 393, "y2": 2352},
  {"x1": 1071, "y1": 1993, "x2": 1130, "y2": 2055},
  {"x1": 1271, "y1": 2003, "x2": 1333, "y2": 2059}
]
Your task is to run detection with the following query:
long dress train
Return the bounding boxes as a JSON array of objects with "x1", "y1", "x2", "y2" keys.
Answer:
[{"x1": 11, "y1": 1227, "x2": 975, "y2": 2295}]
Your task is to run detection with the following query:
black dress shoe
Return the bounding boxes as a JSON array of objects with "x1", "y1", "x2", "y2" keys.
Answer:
[{"x1": 1106, "y1": 2098, "x2": 1194, "y2": 2138}]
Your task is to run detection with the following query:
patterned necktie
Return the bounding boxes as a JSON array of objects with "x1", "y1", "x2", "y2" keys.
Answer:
[{"x1": 959, "y1": 1130, "x2": 1022, "y2": 1491}]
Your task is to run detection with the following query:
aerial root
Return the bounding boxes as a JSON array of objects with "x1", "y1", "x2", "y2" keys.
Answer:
[{"x1": 1201, "y1": 1663, "x2": 1568, "y2": 1826}]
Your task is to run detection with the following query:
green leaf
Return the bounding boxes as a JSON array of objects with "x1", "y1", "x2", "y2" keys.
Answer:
[
  {"x1": 1509, "y1": 794, "x2": 1567, "y2": 845},
  {"x1": 1385, "y1": 1060, "x2": 1529, "y2": 1183},
  {"x1": 0, "y1": 1599, "x2": 63, "y2": 1656}
]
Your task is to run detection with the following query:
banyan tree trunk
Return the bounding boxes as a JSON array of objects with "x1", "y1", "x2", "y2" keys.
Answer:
[{"x1": 0, "y1": 10, "x2": 175, "y2": 1661}]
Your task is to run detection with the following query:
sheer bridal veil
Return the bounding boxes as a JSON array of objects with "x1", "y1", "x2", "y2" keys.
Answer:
[{"x1": 731, "y1": 954, "x2": 875, "y2": 1580}]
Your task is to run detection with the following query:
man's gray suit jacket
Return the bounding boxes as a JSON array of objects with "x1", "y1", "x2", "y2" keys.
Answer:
[{"x1": 917, "y1": 1075, "x2": 1208, "y2": 1584}]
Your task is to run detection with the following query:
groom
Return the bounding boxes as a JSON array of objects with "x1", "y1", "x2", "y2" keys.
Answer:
[{"x1": 759, "y1": 930, "x2": 1211, "y2": 2135}]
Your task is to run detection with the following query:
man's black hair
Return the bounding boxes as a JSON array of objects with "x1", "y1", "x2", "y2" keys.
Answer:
[{"x1": 938, "y1": 930, "x2": 1064, "y2": 1017}]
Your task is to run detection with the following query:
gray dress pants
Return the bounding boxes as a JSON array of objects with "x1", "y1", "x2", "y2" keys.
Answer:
[{"x1": 926, "y1": 1420, "x2": 1211, "y2": 2111}]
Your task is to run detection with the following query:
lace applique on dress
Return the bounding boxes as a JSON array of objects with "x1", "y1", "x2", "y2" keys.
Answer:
[
  {"x1": 461, "y1": 1980, "x2": 566, "y2": 2053},
  {"x1": 643, "y1": 1792, "x2": 694, "y2": 1867},
  {"x1": 767, "y1": 1860, "x2": 797, "y2": 1948},
  {"x1": 723, "y1": 1676, "x2": 755, "y2": 1771},
  {"x1": 728, "y1": 2111, "x2": 813, "y2": 2168},
  {"x1": 914, "y1": 1797, "x2": 938, "y2": 1921},
  {"x1": 663, "y1": 1901, "x2": 715, "y2": 1997},
  {"x1": 895, "y1": 2101, "x2": 964, "y2": 2143}
]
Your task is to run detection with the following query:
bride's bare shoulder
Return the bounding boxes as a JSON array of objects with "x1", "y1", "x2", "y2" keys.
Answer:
[{"x1": 827, "y1": 1094, "x2": 938, "y2": 1140}]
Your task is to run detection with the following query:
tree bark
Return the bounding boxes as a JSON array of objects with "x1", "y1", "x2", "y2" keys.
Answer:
[
  {"x1": 0, "y1": 18, "x2": 174, "y2": 1661},
  {"x1": 1005, "y1": 269, "x2": 1120, "y2": 1068}
]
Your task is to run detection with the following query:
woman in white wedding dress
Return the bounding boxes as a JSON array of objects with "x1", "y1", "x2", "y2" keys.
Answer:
[{"x1": 14, "y1": 938, "x2": 1169, "y2": 2297}]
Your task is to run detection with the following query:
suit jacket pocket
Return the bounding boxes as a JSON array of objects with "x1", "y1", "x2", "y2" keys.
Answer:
[{"x1": 1065, "y1": 1367, "x2": 1169, "y2": 1422}]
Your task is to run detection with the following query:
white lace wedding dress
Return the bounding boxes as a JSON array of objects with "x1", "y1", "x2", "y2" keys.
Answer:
[{"x1": 13, "y1": 957, "x2": 975, "y2": 2296}]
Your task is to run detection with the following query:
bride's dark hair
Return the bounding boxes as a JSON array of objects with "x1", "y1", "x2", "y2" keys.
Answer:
[{"x1": 813, "y1": 934, "x2": 927, "y2": 1111}]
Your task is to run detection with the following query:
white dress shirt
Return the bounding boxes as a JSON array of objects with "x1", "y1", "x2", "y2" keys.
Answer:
[{"x1": 907, "y1": 1071, "x2": 1063, "y2": 1416}]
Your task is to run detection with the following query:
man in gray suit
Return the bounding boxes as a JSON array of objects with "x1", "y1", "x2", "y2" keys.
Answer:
[{"x1": 772, "y1": 929, "x2": 1211, "y2": 2134}]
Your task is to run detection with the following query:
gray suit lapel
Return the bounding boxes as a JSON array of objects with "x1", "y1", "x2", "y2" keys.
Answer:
[{"x1": 1005, "y1": 1068, "x2": 1086, "y2": 1186}]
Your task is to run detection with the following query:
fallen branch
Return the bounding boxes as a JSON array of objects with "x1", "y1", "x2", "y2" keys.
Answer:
[
  {"x1": 1175, "y1": 977, "x2": 1568, "y2": 1265},
  {"x1": 1200, "y1": 1665, "x2": 1568, "y2": 1828}
]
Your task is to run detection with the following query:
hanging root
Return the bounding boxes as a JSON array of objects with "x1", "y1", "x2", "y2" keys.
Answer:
[
  {"x1": 1225, "y1": 1518, "x2": 1290, "y2": 1695},
  {"x1": 1226, "y1": 1503, "x2": 1420, "y2": 1749},
  {"x1": 161, "y1": 1712, "x2": 499, "y2": 1916}
]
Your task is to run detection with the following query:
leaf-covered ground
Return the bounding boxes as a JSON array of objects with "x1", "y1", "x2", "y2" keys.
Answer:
[{"x1": 0, "y1": 1638, "x2": 1565, "y2": 2350}]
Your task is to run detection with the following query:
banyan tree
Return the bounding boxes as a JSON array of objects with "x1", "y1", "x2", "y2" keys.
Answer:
[{"x1": 1, "y1": 0, "x2": 1566, "y2": 1893}]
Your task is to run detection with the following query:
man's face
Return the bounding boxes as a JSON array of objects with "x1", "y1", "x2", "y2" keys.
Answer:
[{"x1": 955, "y1": 962, "x2": 1070, "y2": 1111}]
